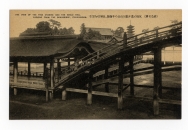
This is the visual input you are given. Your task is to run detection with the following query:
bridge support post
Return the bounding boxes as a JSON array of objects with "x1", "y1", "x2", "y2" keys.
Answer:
[
  {"x1": 153, "y1": 47, "x2": 162, "y2": 115},
  {"x1": 28, "y1": 61, "x2": 31, "y2": 77},
  {"x1": 87, "y1": 72, "x2": 93, "y2": 105},
  {"x1": 13, "y1": 60, "x2": 18, "y2": 95},
  {"x1": 13, "y1": 60, "x2": 18, "y2": 83},
  {"x1": 43, "y1": 62, "x2": 47, "y2": 79},
  {"x1": 129, "y1": 55, "x2": 134, "y2": 96},
  {"x1": 14, "y1": 88, "x2": 17, "y2": 95},
  {"x1": 50, "y1": 59, "x2": 54, "y2": 89},
  {"x1": 49, "y1": 90, "x2": 53, "y2": 100},
  {"x1": 62, "y1": 89, "x2": 67, "y2": 100},
  {"x1": 118, "y1": 56, "x2": 125, "y2": 109},
  {"x1": 46, "y1": 89, "x2": 49, "y2": 102},
  {"x1": 57, "y1": 60, "x2": 61, "y2": 81},
  {"x1": 105, "y1": 67, "x2": 109, "y2": 92}
]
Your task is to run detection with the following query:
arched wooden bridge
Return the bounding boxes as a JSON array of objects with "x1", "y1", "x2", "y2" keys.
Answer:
[{"x1": 10, "y1": 22, "x2": 182, "y2": 115}]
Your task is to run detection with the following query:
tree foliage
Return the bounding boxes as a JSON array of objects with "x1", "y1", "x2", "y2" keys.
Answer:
[
  {"x1": 114, "y1": 27, "x2": 124, "y2": 37},
  {"x1": 20, "y1": 20, "x2": 75, "y2": 36},
  {"x1": 84, "y1": 28, "x2": 102, "y2": 40},
  {"x1": 49, "y1": 19, "x2": 61, "y2": 29},
  {"x1": 36, "y1": 21, "x2": 51, "y2": 32},
  {"x1": 79, "y1": 23, "x2": 86, "y2": 39}
]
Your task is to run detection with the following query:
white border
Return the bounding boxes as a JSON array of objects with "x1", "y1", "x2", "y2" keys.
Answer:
[{"x1": 1, "y1": 0, "x2": 188, "y2": 130}]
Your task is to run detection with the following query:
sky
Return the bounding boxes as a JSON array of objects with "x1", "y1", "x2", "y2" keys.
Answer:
[{"x1": 10, "y1": 10, "x2": 182, "y2": 37}]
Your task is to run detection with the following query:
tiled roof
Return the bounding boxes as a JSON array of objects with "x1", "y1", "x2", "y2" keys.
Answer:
[
  {"x1": 86, "y1": 27, "x2": 113, "y2": 36},
  {"x1": 10, "y1": 36, "x2": 109, "y2": 57}
]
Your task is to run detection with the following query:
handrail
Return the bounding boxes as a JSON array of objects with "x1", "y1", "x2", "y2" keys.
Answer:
[{"x1": 54, "y1": 22, "x2": 182, "y2": 86}]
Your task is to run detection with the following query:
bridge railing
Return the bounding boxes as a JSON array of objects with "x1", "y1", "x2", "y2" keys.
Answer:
[
  {"x1": 126, "y1": 22, "x2": 182, "y2": 47},
  {"x1": 55, "y1": 22, "x2": 182, "y2": 84}
]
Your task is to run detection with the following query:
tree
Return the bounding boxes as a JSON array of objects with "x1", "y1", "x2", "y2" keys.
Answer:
[
  {"x1": 48, "y1": 19, "x2": 61, "y2": 29},
  {"x1": 114, "y1": 27, "x2": 124, "y2": 37},
  {"x1": 68, "y1": 27, "x2": 75, "y2": 34},
  {"x1": 59, "y1": 28, "x2": 68, "y2": 35},
  {"x1": 21, "y1": 28, "x2": 37, "y2": 34},
  {"x1": 79, "y1": 23, "x2": 86, "y2": 39},
  {"x1": 52, "y1": 26, "x2": 59, "y2": 35},
  {"x1": 36, "y1": 21, "x2": 51, "y2": 32}
]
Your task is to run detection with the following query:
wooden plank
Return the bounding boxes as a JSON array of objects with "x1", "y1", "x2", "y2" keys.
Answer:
[
  {"x1": 10, "y1": 85, "x2": 46, "y2": 91},
  {"x1": 134, "y1": 84, "x2": 154, "y2": 88},
  {"x1": 66, "y1": 88, "x2": 88, "y2": 93},
  {"x1": 158, "y1": 99, "x2": 181, "y2": 105},
  {"x1": 92, "y1": 91, "x2": 117, "y2": 97},
  {"x1": 123, "y1": 95, "x2": 153, "y2": 101}
]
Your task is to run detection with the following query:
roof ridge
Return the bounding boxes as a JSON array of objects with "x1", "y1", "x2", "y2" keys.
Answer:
[{"x1": 86, "y1": 27, "x2": 112, "y2": 30}]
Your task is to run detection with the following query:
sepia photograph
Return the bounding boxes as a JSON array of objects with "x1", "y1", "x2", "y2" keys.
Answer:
[{"x1": 9, "y1": 9, "x2": 182, "y2": 120}]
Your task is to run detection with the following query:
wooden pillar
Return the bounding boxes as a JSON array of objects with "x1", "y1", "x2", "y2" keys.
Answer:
[
  {"x1": 14, "y1": 88, "x2": 17, "y2": 96},
  {"x1": 62, "y1": 88, "x2": 67, "y2": 100},
  {"x1": 104, "y1": 67, "x2": 109, "y2": 92},
  {"x1": 153, "y1": 47, "x2": 162, "y2": 115},
  {"x1": 118, "y1": 56, "x2": 125, "y2": 109},
  {"x1": 49, "y1": 90, "x2": 53, "y2": 100},
  {"x1": 46, "y1": 89, "x2": 49, "y2": 102},
  {"x1": 57, "y1": 60, "x2": 61, "y2": 81},
  {"x1": 13, "y1": 61, "x2": 18, "y2": 83},
  {"x1": 123, "y1": 32, "x2": 127, "y2": 49},
  {"x1": 129, "y1": 55, "x2": 134, "y2": 96},
  {"x1": 50, "y1": 59, "x2": 54, "y2": 89},
  {"x1": 13, "y1": 61, "x2": 18, "y2": 95},
  {"x1": 43, "y1": 62, "x2": 47, "y2": 79},
  {"x1": 87, "y1": 72, "x2": 93, "y2": 105},
  {"x1": 28, "y1": 61, "x2": 31, "y2": 77},
  {"x1": 163, "y1": 48, "x2": 166, "y2": 65}
]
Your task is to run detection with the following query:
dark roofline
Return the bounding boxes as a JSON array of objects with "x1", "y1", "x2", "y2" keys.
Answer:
[{"x1": 10, "y1": 34, "x2": 79, "y2": 40}]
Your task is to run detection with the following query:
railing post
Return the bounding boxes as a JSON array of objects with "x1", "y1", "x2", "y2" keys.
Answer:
[
  {"x1": 123, "y1": 32, "x2": 127, "y2": 49},
  {"x1": 135, "y1": 36, "x2": 138, "y2": 45},
  {"x1": 156, "y1": 29, "x2": 158, "y2": 39}
]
